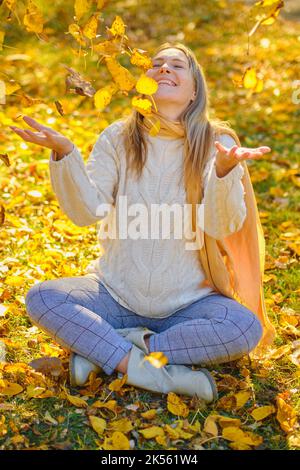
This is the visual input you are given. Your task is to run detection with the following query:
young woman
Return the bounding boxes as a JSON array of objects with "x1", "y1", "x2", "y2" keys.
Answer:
[{"x1": 10, "y1": 43, "x2": 274, "y2": 404}]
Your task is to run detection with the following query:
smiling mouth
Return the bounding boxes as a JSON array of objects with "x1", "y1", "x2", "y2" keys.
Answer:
[{"x1": 158, "y1": 83, "x2": 177, "y2": 87}]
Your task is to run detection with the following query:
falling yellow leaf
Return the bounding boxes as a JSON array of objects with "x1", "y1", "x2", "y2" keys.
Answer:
[
  {"x1": 94, "y1": 84, "x2": 118, "y2": 111},
  {"x1": 130, "y1": 49, "x2": 153, "y2": 70},
  {"x1": 108, "y1": 16, "x2": 126, "y2": 37},
  {"x1": 89, "y1": 416, "x2": 106, "y2": 436},
  {"x1": 74, "y1": 0, "x2": 92, "y2": 21},
  {"x1": 83, "y1": 14, "x2": 99, "y2": 39},
  {"x1": 68, "y1": 24, "x2": 86, "y2": 47},
  {"x1": 23, "y1": 0, "x2": 44, "y2": 34},
  {"x1": 251, "y1": 405, "x2": 276, "y2": 421},
  {"x1": 243, "y1": 67, "x2": 258, "y2": 89},
  {"x1": 131, "y1": 96, "x2": 153, "y2": 116},
  {"x1": 276, "y1": 396, "x2": 298, "y2": 433},
  {"x1": 136, "y1": 74, "x2": 158, "y2": 95},
  {"x1": 167, "y1": 392, "x2": 189, "y2": 418},
  {"x1": 105, "y1": 57, "x2": 136, "y2": 92},
  {"x1": 139, "y1": 426, "x2": 165, "y2": 439},
  {"x1": 144, "y1": 351, "x2": 168, "y2": 368}
]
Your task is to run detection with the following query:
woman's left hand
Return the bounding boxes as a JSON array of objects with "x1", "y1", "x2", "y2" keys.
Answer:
[{"x1": 214, "y1": 141, "x2": 271, "y2": 178}]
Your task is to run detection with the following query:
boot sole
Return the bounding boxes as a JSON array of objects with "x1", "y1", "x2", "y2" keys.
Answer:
[
  {"x1": 201, "y1": 368, "x2": 218, "y2": 402},
  {"x1": 69, "y1": 352, "x2": 77, "y2": 387}
]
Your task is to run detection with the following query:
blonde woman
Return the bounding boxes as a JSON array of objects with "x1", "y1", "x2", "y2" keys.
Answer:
[{"x1": 11, "y1": 43, "x2": 272, "y2": 403}]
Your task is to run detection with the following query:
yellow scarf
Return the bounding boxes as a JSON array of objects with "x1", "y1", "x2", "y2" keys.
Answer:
[{"x1": 140, "y1": 110, "x2": 276, "y2": 359}]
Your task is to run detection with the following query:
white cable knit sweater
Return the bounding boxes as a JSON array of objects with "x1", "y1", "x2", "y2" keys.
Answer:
[{"x1": 49, "y1": 120, "x2": 246, "y2": 318}]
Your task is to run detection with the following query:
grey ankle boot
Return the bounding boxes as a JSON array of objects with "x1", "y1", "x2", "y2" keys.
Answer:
[
  {"x1": 116, "y1": 326, "x2": 155, "y2": 354},
  {"x1": 125, "y1": 344, "x2": 218, "y2": 403}
]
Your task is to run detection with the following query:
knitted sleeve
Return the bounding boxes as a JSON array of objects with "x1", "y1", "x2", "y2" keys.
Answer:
[
  {"x1": 197, "y1": 133, "x2": 247, "y2": 239},
  {"x1": 49, "y1": 124, "x2": 120, "y2": 227}
]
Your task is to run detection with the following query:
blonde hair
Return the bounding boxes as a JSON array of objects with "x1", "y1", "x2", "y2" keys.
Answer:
[{"x1": 119, "y1": 42, "x2": 241, "y2": 231}]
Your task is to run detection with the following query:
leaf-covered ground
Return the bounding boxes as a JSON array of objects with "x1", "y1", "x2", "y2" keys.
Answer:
[{"x1": 0, "y1": 0, "x2": 299, "y2": 450}]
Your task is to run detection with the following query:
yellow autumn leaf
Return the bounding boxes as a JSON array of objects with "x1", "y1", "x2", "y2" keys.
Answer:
[
  {"x1": 141, "y1": 409, "x2": 157, "y2": 420},
  {"x1": 251, "y1": 405, "x2": 276, "y2": 421},
  {"x1": 103, "y1": 431, "x2": 130, "y2": 450},
  {"x1": 108, "y1": 16, "x2": 126, "y2": 37},
  {"x1": 4, "y1": 0, "x2": 16, "y2": 10},
  {"x1": 222, "y1": 426, "x2": 263, "y2": 446},
  {"x1": 68, "y1": 24, "x2": 86, "y2": 47},
  {"x1": 139, "y1": 426, "x2": 165, "y2": 439},
  {"x1": 23, "y1": 0, "x2": 44, "y2": 34},
  {"x1": 74, "y1": 0, "x2": 92, "y2": 21},
  {"x1": 203, "y1": 415, "x2": 219, "y2": 436},
  {"x1": 136, "y1": 74, "x2": 158, "y2": 95},
  {"x1": 216, "y1": 416, "x2": 242, "y2": 428},
  {"x1": 276, "y1": 396, "x2": 298, "y2": 433},
  {"x1": 0, "y1": 379, "x2": 23, "y2": 396},
  {"x1": 0, "y1": 31, "x2": 5, "y2": 51},
  {"x1": 243, "y1": 67, "x2": 258, "y2": 89},
  {"x1": 108, "y1": 373, "x2": 127, "y2": 392},
  {"x1": 64, "y1": 391, "x2": 88, "y2": 408},
  {"x1": 109, "y1": 418, "x2": 133, "y2": 433},
  {"x1": 164, "y1": 424, "x2": 180, "y2": 439},
  {"x1": 91, "y1": 400, "x2": 118, "y2": 412},
  {"x1": 93, "y1": 39, "x2": 121, "y2": 57},
  {"x1": 105, "y1": 57, "x2": 136, "y2": 92},
  {"x1": 94, "y1": 84, "x2": 118, "y2": 111},
  {"x1": 144, "y1": 351, "x2": 168, "y2": 368},
  {"x1": 234, "y1": 391, "x2": 251, "y2": 409},
  {"x1": 255, "y1": 0, "x2": 279, "y2": 6},
  {"x1": 261, "y1": 8, "x2": 281, "y2": 25},
  {"x1": 155, "y1": 434, "x2": 168, "y2": 447},
  {"x1": 167, "y1": 392, "x2": 189, "y2": 418},
  {"x1": 130, "y1": 49, "x2": 153, "y2": 70},
  {"x1": 131, "y1": 96, "x2": 153, "y2": 116},
  {"x1": 26, "y1": 385, "x2": 47, "y2": 398},
  {"x1": 83, "y1": 14, "x2": 99, "y2": 39},
  {"x1": 5, "y1": 276, "x2": 25, "y2": 287},
  {"x1": 89, "y1": 416, "x2": 106, "y2": 436},
  {"x1": 174, "y1": 421, "x2": 194, "y2": 439}
]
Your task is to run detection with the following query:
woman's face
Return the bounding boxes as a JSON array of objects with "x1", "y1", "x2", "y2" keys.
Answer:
[{"x1": 145, "y1": 48, "x2": 196, "y2": 115}]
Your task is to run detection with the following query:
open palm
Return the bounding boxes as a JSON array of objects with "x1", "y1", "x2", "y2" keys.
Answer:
[{"x1": 10, "y1": 116, "x2": 73, "y2": 156}]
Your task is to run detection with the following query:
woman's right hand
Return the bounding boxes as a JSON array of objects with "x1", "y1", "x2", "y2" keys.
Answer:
[{"x1": 9, "y1": 116, "x2": 74, "y2": 160}]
